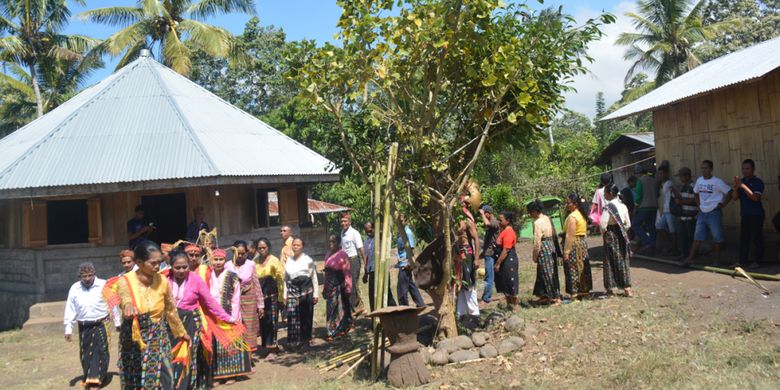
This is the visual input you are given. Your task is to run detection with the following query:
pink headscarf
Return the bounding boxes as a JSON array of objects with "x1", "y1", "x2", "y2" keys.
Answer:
[{"x1": 212, "y1": 248, "x2": 227, "y2": 259}]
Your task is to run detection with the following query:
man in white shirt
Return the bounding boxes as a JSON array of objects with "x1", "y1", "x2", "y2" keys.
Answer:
[
  {"x1": 340, "y1": 213, "x2": 367, "y2": 315},
  {"x1": 64, "y1": 262, "x2": 120, "y2": 389},
  {"x1": 685, "y1": 160, "x2": 732, "y2": 265}
]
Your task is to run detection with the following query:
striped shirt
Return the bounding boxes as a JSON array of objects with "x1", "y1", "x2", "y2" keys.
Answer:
[{"x1": 679, "y1": 183, "x2": 698, "y2": 218}]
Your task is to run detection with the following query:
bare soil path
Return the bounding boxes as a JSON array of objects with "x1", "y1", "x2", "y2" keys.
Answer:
[{"x1": 2, "y1": 237, "x2": 779, "y2": 389}]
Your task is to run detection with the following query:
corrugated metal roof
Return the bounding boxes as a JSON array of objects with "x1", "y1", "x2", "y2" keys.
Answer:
[
  {"x1": 0, "y1": 53, "x2": 339, "y2": 196},
  {"x1": 602, "y1": 36, "x2": 780, "y2": 121},
  {"x1": 595, "y1": 132, "x2": 655, "y2": 165}
]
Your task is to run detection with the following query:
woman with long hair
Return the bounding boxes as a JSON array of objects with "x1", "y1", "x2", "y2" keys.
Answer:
[
  {"x1": 284, "y1": 237, "x2": 319, "y2": 349},
  {"x1": 528, "y1": 200, "x2": 562, "y2": 305},
  {"x1": 323, "y1": 234, "x2": 352, "y2": 340},
  {"x1": 494, "y1": 211, "x2": 520, "y2": 311},
  {"x1": 253, "y1": 237, "x2": 284, "y2": 360},
  {"x1": 600, "y1": 185, "x2": 634, "y2": 297},
  {"x1": 590, "y1": 173, "x2": 612, "y2": 227},
  {"x1": 228, "y1": 240, "x2": 264, "y2": 353},
  {"x1": 208, "y1": 249, "x2": 253, "y2": 384},
  {"x1": 563, "y1": 193, "x2": 593, "y2": 299},
  {"x1": 165, "y1": 252, "x2": 235, "y2": 389},
  {"x1": 104, "y1": 240, "x2": 190, "y2": 389}
]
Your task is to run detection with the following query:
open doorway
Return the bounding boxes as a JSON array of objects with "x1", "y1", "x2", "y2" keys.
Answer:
[{"x1": 141, "y1": 193, "x2": 187, "y2": 244}]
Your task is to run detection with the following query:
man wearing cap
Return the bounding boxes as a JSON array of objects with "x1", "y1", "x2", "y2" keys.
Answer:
[
  {"x1": 672, "y1": 167, "x2": 698, "y2": 259},
  {"x1": 478, "y1": 205, "x2": 500, "y2": 306},
  {"x1": 632, "y1": 165, "x2": 658, "y2": 254}
]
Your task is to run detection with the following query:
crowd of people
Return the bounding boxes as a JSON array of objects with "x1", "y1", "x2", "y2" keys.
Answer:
[
  {"x1": 62, "y1": 161, "x2": 777, "y2": 388},
  {"x1": 604, "y1": 159, "x2": 777, "y2": 268}
]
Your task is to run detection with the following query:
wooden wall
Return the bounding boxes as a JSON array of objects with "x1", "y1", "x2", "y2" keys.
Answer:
[
  {"x1": 2, "y1": 183, "x2": 309, "y2": 249},
  {"x1": 609, "y1": 149, "x2": 655, "y2": 190},
  {"x1": 653, "y1": 68, "x2": 780, "y2": 234}
]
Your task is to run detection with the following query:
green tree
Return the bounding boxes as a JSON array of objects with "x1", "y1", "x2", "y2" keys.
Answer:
[
  {"x1": 189, "y1": 17, "x2": 294, "y2": 117},
  {"x1": 0, "y1": 53, "x2": 103, "y2": 135},
  {"x1": 79, "y1": 0, "x2": 256, "y2": 75},
  {"x1": 291, "y1": 0, "x2": 611, "y2": 337},
  {"x1": 0, "y1": 0, "x2": 98, "y2": 117},
  {"x1": 699, "y1": 0, "x2": 779, "y2": 61},
  {"x1": 616, "y1": 0, "x2": 739, "y2": 86}
]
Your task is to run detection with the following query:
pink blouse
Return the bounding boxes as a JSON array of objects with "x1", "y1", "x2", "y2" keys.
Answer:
[
  {"x1": 168, "y1": 272, "x2": 233, "y2": 322},
  {"x1": 209, "y1": 269, "x2": 242, "y2": 322},
  {"x1": 324, "y1": 249, "x2": 352, "y2": 294},
  {"x1": 227, "y1": 259, "x2": 264, "y2": 311}
]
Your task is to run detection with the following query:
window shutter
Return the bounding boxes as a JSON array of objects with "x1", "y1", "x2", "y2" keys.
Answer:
[
  {"x1": 87, "y1": 197, "x2": 102, "y2": 244},
  {"x1": 22, "y1": 200, "x2": 47, "y2": 248}
]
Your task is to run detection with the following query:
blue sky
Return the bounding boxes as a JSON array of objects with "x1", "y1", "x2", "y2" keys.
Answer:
[{"x1": 65, "y1": 0, "x2": 635, "y2": 117}]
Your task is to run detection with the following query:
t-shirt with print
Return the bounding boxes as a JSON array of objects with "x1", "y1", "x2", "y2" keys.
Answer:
[
  {"x1": 340, "y1": 226, "x2": 364, "y2": 258},
  {"x1": 693, "y1": 176, "x2": 731, "y2": 213},
  {"x1": 659, "y1": 180, "x2": 673, "y2": 213}
]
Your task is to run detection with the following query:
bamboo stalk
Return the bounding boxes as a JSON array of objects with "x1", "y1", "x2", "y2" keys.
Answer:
[
  {"x1": 338, "y1": 351, "x2": 370, "y2": 380},
  {"x1": 633, "y1": 254, "x2": 780, "y2": 281},
  {"x1": 735, "y1": 266, "x2": 771, "y2": 295}
]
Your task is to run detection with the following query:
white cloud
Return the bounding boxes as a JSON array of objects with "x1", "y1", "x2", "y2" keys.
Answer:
[{"x1": 562, "y1": 1, "x2": 638, "y2": 118}]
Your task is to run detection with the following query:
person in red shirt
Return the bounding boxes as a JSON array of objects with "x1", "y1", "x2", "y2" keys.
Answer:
[{"x1": 493, "y1": 211, "x2": 519, "y2": 311}]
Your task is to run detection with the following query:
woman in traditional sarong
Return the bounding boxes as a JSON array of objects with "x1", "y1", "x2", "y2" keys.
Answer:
[
  {"x1": 166, "y1": 253, "x2": 236, "y2": 390},
  {"x1": 455, "y1": 222, "x2": 479, "y2": 318},
  {"x1": 528, "y1": 200, "x2": 562, "y2": 305},
  {"x1": 562, "y1": 193, "x2": 593, "y2": 299},
  {"x1": 103, "y1": 240, "x2": 190, "y2": 390},
  {"x1": 599, "y1": 185, "x2": 634, "y2": 297},
  {"x1": 494, "y1": 211, "x2": 520, "y2": 311},
  {"x1": 254, "y1": 238, "x2": 285, "y2": 361},
  {"x1": 284, "y1": 237, "x2": 319, "y2": 349},
  {"x1": 227, "y1": 240, "x2": 264, "y2": 353},
  {"x1": 323, "y1": 234, "x2": 352, "y2": 341},
  {"x1": 208, "y1": 249, "x2": 253, "y2": 384}
]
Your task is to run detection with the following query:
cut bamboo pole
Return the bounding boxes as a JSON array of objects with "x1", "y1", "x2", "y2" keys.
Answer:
[
  {"x1": 633, "y1": 254, "x2": 780, "y2": 281},
  {"x1": 338, "y1": 351, "x2": 370, "y2": 380}
]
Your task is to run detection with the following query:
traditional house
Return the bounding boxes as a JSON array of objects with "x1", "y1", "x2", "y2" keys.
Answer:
[
  {"x1": 603, "y1": 36, "x2": 780, "y2": 249},
  {"x1": 0, "y1": 51, "x2": 339, "y2": 322},
  {"x1": 595, "y1": 133, "x2": 655, "y2": 189}
]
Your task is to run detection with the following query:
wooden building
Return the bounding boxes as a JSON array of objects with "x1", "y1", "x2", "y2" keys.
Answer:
[
  {"x1": 603, "y1": 37, "x2": 780, "y2": 252},
  {"x1": 0, "y1": 51, "x2": 339, "y2": 327},
  {"x1": 595, "y1": 133, "x2": 655, "y2": 189}
]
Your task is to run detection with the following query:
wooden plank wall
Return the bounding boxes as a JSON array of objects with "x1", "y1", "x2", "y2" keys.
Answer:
[{"x1": 653, "y1": 69, "x2": 780, "y2": 233}]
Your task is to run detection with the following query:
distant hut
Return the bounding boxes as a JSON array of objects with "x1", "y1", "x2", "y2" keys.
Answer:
[
  {"x1": 0, "y1": 50, "x2": 339, "y2": 308},
  {"x1": 595, "y1": 133, "x2": 655, "y2": 189},
  {"x1": 603, "y1": 37, "x2": 780, "y2": 250}
]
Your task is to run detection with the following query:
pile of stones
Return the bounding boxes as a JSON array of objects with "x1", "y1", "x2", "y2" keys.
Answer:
[{"x1": 422, "y1": 314, "x2": 538, "y2": 366}]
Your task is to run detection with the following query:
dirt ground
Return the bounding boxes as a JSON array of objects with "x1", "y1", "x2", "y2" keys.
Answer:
[{"x1": 2, "y1": 237, "x2": 780, "y2": 389}]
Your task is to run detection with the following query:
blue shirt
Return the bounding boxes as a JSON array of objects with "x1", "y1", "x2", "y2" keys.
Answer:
[
  {"x1": 186, "y1": 221, "x2": 209, "y2": 242},
  {"x1": 127, "y1": 218, "x2": 146, "y2": 248},
  {"x1": 396, "y1": 226, "x2": 415, "y2": 268},
  {"x1": 365, "y1": 235, "x2": 375, "y2": 272},
  {"x1": 739, "y1": 176, "x2": 765, "y2": 216}
]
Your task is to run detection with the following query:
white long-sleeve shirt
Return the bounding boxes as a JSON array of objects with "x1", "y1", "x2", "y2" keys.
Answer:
[
  {"x1": 63, "y1": 277, "x2": 121, "y2": 335},
  {"x1": 599, "y1": 198, "x2": 632, "y2": 232},
  {"x1": 283, "y1": 254, "x2": 319, "y2": 300}
]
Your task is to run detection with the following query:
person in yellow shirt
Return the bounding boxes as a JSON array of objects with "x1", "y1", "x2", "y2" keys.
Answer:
[
  {"x1": 254, "y1": 237, "x2": 285, "y2": 361},
  {"x1": 279, "y1": 225, "x2": 294, "y2": 263},
  {"x1": 104, "y1": 240, "x2": 189, "y2": 390},
  {"x1": 562, "y1": 193, "x2": 593, "y2": 300}
]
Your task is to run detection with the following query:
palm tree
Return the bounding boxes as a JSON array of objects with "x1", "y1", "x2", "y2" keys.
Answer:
[
  {"x1": 80, "y1": 0, "x2": 256, "y2": 75},
  {"x1": 0, "y1": 52, "x2": 103, "y2": 134},
  {"x1": 0, "y1": 0, "x2": 99, "y2": 117},
  {"x1": 616, "y1": 0, "x2": 739, "y2": 86}
]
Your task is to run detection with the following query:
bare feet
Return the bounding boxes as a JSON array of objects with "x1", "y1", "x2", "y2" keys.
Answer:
[{"x1": 624, "y1": 288, "x2": 634, "y2": 298}]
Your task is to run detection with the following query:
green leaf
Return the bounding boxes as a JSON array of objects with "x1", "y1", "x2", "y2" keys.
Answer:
[{"x1": 507, "y1": 112, "x2": 517, "y2": 124}]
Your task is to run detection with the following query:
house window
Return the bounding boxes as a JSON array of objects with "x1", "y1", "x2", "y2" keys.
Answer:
[
  {"x1": 46, "y1": 199, "x2": 89, "y2": 245},
  {"x1": 256, "y1": 189, "x2": 280, "y2": 228}
]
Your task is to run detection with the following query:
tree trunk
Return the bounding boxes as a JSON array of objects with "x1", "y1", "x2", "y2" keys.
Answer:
[
  {"x1": 29, "y1": 64, "x2": 44, "y2": 118},
  {"x1": 432, "y1": 203, "x2": 457, "y2": 339}
]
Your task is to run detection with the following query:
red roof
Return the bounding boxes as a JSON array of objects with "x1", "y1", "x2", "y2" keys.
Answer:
[{"x1": 267, "y1": 197, "x2": 350, "y2": 217}]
